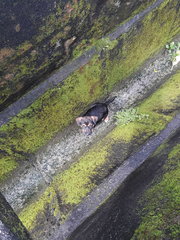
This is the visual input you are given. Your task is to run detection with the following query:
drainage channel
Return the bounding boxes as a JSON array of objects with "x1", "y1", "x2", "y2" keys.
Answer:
[{"x1": 53, "y1": 113, "x2": 180, "y2": 240}]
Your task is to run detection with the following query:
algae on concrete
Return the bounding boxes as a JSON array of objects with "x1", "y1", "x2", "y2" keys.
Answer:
[
  {"x1": 0, "y1": 0, "x2": 157, "y2": 107},
  {"x1": 131, "y1": 143, "x2": 180, "y2": 240},
  {"x1": 18, "y1": 70, "x2": 180, "y2": 236},
  {"x1": 1, "y1": 0, "x2": 180, "y2": 183}
]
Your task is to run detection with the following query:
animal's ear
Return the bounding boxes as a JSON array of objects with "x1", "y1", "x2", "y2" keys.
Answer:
[
  {"x1": 76, "y1": 117, "x2": 83, "y2": 126},
  {"x1": 91, "y1": 116, "x2": 98, "y2": 124}
]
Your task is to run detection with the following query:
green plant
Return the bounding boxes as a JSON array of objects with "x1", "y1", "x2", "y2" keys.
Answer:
[
  {"x1": 95, "y1": 37, "x2": 118, "y2": 51},
  {"x1": 165, "y1": 41, "x2": 180, "y2": 60},
  {"x1": 114, "y1": 108, "x2": 149, "y2": 125}
]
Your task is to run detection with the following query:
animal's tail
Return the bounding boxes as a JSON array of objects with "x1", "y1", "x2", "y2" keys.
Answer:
[{"x1": 104, "y1": 96, "x2": 117, "y2": 105}]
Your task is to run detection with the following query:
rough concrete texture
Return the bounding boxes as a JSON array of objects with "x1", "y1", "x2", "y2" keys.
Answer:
[
  {"x1": 1, "y1": 0, "x2": 179, "y2": 186},
  {"x1": 0, "y1": 221, "x2": 19, "y2": 240},
  {"x1": 0, "y1": 0, "x2": 154, "y2": 108},
  {"x1": 2, "y1": 45, "x2": 178, "y2": 210},
  {"x1": 0, "y1": 192, "x2": 32, "y2": 240},
  {"x1": 0, "y1": 1, "x2": 179, "y2": 239},
  {"x1": 1, "y1": 45, "x2": 179, "y2": 212},
  {"x1": 55, "y1": 114, "x2": 180, "y2": 240},
  {"x1": 67, "y1": 131, "x2": 180, "y2": 240},
  {"x1": 1, "y1": 46, "x2": 179, "y2": 240}
]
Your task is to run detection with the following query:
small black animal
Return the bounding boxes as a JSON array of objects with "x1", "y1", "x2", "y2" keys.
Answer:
[{"x1": 76, "y1": 96, "x2": 116, "y2": 136}]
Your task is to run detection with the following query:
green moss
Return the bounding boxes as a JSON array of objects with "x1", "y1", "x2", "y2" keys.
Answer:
[
  {"x1": 1, "y1": 0, "x2": 180, "y2": 184},
  {"x1": 19, "y1": 141, "x2": 109, "y2": 230},
  {"x1": 0, "y1": 55, "x2": 106, "y2": 178},
  {"x1": 106, "y1": 1, "x2": 180, "y2": 91},
  {"x1": 56, "y1": 146, "x2": 109, "y2": 204},
  {"x1": 0, "y1": 156, "x2": 18, "y2": 182},
  {"x1": 140, "y1": 74, "x2": 180, "y2": 113},
  {"x1": 111, "y1": 71, "x2": 180, "y2": 142},
  {"x1": 19, "y1": 186, "x2": 58, "y2": 230},
  {"x1": 114, "y1": 108, "x2": 149, "y2": 126},
  {"x1": 1, "y1": 0, "x2": 179, "y2": 109},
  {"x1": 132, "y1": 144, "x2": 180, "y2": 240},
  {"x1": 168, "y1": 144, "x2": 180, "y2": 159},
  {"x1": 72, "y1": 0, "x2": 157, "y2": 58},
  {"x1": 18, "y1": 70, "x2": 180, "y2": 231},
  {"x1": 73, "y1": 37, "x2": 118, "y2": 59},
  {"x1": 96, "y1": 38, "x2": 118, "y2": 51},
  {"x1": 151, "y1": 142, "x2": 169, "y2": 157},
  {"x1": 16, "y1": 41, "x2": 33, "y2": 55}
]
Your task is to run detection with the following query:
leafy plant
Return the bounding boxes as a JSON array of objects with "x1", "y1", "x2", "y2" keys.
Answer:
[
  {"x1": 96, "y1": 37, "x2": 118, "y2": 51},
  {"x1": 114, "y1": 108, "x2": 149, "y2": 125},
  {"x1": 165, "y1": 41, "x2": 180, "y2": 60}
]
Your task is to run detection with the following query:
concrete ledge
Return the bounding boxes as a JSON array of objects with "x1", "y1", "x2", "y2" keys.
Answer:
[
  {"x1": 0, "y1": 0, "x2": 156, "y2": 108},
  {"x1": 0, "y1": 1, "x2": 180, "y2": 239},
  {"x1": 55, "y1": 113, "x2": 180, "y2": 240},
  {"x1": 11, "y1": 69, "x2": 179, "y2": 240},
  {"x1": 0, "y1": 0, "x2": 179, "y2": 184},
  {"x1": 0, "y1": 0, "x2": 165, "y2": 127}
]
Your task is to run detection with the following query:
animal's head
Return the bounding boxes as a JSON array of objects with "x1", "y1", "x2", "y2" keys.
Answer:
[{"x1": 76, "y1": 116, "x2": 98, "y2": 136}]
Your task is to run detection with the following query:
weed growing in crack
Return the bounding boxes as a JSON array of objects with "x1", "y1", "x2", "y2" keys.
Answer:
[
  {"x1": 114, "y1": 108, "x2": 149, "y2": 126},
  {"x1": 166, "y1": 41, "x2": 180, "y2": 69},
  {"x1": 166, "y1": 41, "x2": 180, "y2": 60}
]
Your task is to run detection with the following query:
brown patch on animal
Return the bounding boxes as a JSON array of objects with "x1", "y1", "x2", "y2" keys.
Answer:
[{"x1": 0, "y1": 48, "x2": 15, "y2": 62}]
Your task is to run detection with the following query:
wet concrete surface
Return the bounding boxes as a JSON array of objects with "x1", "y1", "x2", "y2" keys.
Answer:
[
  {"x1": 1, "y1": 40, "x2": 180, "y2": 212},
  {"x1": 0, "y1": 0, "x2": 165, "y2": 127},
  {"x1": 68, "y1": 130, "x2": 180, "y2": 240},
  {"x1": 0, "y1": 221, "x2": 19, "y2": 240},
  {"x1": 53, "y1": 114, "x2": 180, "y2": 240}
]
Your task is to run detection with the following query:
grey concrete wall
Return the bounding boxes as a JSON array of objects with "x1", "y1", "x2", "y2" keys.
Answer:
[{"x1": 0, "y1": 0, "x2": 152, "y2": 109}]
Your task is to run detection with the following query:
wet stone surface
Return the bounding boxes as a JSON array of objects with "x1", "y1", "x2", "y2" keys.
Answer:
[
  {"x1": 67, "y1": 130, "x2": 180, "y2": 240},
  {"x1": 1, "y1": 42, "x2": 179, "y2": 213},
  {"x1": 34, "y1": 48, "x2": 176, "y2": 179},
  {"x1": 54, "y1": 115, "x2": 180, "y2": 240},
  {"x1": 0, "y1": 0, "x2": 151, "y2": 108}
]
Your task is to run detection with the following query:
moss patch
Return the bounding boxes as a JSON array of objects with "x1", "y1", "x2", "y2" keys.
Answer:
[
  {"x1": 18, "y1": 70, "x2": 180, "y2": 232},
  {"x1": 132, "y1": 144, "x2": 180, "y2": 240},
  {"x1": 1, "y1": 0, "x2": 154, "y2": 106},
  {"x1": 0, "y1": 55, "x2": 106, "y2": 181},
  {"x1": 105, "y1": 0, "x2": 180, "y2": 91},
  {"x1": 0, "y1": 0, "x2": 179, "y2": 187},
  {"x1": 0, "y1": 156, "x2": 18, "y2": 182}
]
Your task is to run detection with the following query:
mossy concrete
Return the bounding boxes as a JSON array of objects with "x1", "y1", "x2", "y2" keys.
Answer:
[
  {"x1": 0, "y1": 0, "x2": 155, "y2": 108},
  {"x1": 66, "y1": 124, "x2": 180, "y2": 240},
  {"x1": 17, "y1": 70, "x2": 180, "y2": 239},
  {"x1": 0, "y1": 192, "x2": 32, "y2": 240},
  {"x1": 132, "y1": 143, "x2": 180, "y2": 240},
  {"x1": 0, "y1": 0, "x2": 180, "y2": 183}
]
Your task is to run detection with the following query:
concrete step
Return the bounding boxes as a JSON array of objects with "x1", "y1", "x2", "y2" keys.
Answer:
[
  {"x1": 1, "y1": 43, "x2": 179, "y2": 214},
  {"x1": 0, "y1": 1, "x2": 179, "y2": 239},
  {"x1": 1, "y1": 50, "x2": 179, "y2": 239}
]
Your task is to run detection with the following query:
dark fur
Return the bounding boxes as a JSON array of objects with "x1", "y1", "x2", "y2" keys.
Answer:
[{"x1": 76, "y1": 96, "x2": 116, "y2": 136}]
